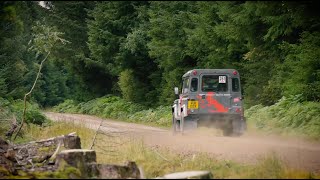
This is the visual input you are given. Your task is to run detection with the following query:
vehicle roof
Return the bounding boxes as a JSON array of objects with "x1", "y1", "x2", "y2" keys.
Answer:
[{"x1": 182, "y1": 69, "x2": 239, "y2": 78}]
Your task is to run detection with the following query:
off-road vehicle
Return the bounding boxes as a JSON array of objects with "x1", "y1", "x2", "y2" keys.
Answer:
[{"x1": 172, "y1": 69, "x2": 246, "y2": 136}]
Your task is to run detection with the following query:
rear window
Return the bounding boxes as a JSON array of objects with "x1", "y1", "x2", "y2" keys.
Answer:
[
  {"x1": 232, "y1": 78, "x2": 240, "y2": 92},
  {"x1": 201, "y1": 75, "x2": 228, "y2": 92},
  {"x1": 190, "y1": 78, "x2": 198, "y2": 92}
]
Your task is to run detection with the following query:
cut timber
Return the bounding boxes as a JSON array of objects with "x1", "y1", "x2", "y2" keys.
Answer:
[
  {"x1": 55, "y1": 149, "x2": 96, "y2": 167},
  {"x1": 162, "y1": 171, "x2": 212, "y2": 179},
  {"x1": 8, "y1": 133, "x2": 81, "y2": 166}
]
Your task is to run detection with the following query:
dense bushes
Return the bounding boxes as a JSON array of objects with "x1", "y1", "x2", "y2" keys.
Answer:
[
  {"x1": 126, "y1": 106, "x2": 171, "y2": 127},
  {"x1": 53, "y1": 95, "x2": 171, "y2": 127},
  {"x1": 9, "y1": 100, "x2": 48, "y2": 125},
  {"x1": 0, "y1": 97, "x2": 49, "y2": 137},
  {"x1": 0, "y1": 98, "x2": 48, "y2": 125},
  {"x1": 245, "y1": 94, "x2": 320, "y2": 139}
]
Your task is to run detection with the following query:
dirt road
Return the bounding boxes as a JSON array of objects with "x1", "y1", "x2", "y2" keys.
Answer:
[{"x1": 44, "y1": 112, "x2": 320, "y2": 173}]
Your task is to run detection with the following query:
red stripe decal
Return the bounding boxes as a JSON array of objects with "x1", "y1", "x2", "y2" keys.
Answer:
[{"x1": 206, "y1": 92, "x2": 228, "y2": 112}]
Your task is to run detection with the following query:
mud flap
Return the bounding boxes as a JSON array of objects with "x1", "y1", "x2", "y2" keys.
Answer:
[{"x1": 174, "y1": 117, "x2": 198, "y2": 135}]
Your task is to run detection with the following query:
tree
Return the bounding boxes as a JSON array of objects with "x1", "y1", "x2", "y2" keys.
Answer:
[
  {"x1": 147, "y1": 1, "x2": 198, "y2": 105},
  {"x1": 0, "y1": 1, "x2": 26, "y2": 99},
  {"x1": 44, "y1": 1, "x2": 98, "y2": 102},
  {"x1": 87, "y1": 1, "x2": 159, "y2": 105}
]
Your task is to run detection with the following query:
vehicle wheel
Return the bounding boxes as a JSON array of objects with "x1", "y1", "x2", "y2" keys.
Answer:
[
  {"x1": 222, "y1": 125, "x2": 233, "y2": 136},
  {"x1": 231, "y1": 119, "x2": 246, "y2": 137},
  {"x1": 222, "y1": 120, "x2": 234, "y2": 136}
]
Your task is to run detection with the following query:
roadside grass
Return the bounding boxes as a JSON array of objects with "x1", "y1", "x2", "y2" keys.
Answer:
[
  {"x1": 15, "y1": 121, "x2": 95, "y2": 148},
  {"x1": 96, "y1": 139, "x2": 318, "y2": 179},
  {"x1": 22, "y1": 121, "x2": 319, "y2": 179}
]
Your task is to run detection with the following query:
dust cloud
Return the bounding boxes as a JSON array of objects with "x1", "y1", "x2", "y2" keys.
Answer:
[{"x1": 45, "y1": 112, "x2": 320, "y2": 174}]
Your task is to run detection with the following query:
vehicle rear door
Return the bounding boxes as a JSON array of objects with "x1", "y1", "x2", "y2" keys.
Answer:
[{"x1": 197, "y1": 73, "x2": 231, "y2": 114}]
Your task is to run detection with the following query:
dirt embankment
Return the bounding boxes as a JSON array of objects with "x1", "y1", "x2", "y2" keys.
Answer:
[{"x1": 44, "y1": 112, "x2": 320, "y2": 174}]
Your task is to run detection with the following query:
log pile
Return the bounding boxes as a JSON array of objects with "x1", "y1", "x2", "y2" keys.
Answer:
[{"x1": 0, "y1": 133, "x2": 142, "y2": 179}]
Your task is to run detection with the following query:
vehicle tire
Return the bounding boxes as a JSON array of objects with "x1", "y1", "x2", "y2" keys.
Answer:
[
  {"x1": 231, "y1": 119, "x2": 246, "y2": 137},
  {"x1": 222, "y1": 120, "x2": 233, "y2": 136},
  {"x1": 222, "y1": 126, "x2": 233, "y2": 136}
]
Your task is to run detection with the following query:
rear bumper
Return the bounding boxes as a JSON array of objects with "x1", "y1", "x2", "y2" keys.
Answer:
[
  {"x1": 186, "y1": 113, "x2": 243, "y2": 121},
  {"x1": 184, "y1": 113, "x2": 245, "y2": 128}
]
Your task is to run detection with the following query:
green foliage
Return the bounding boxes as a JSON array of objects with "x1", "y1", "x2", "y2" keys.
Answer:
[
  {"x1": 44, "y1": 1, "x2": 99, "y2": 102},
  {"x1": 0, "y1": 98, "x2": 12, "y2": 136},
  {"x1": 118, "y1": 69, "x2": 146, "y2": 104},
  {"x1": 147, "y1": 1, "x2": 198, "y2": 105},
  {"x1": 7, "y1": 166, "x2": 82, "y2": 179},
  {"x1": 0, "y1": 2, "x2": 79, "y2": 108},
  {"x1": 81, "y1": 96, "x2": 139, "y2": 117},
  {"x1": 127, "y1": 106, "x2": 171, "y2": 127},
  {"x1": 246, "y1": 95, "x2": 320, "y2": 139},
  {"x1": 50, "y1": 99, "x2": 80, "y2": 113},
  {"x1": 280, "y1": 32, "x2": 320, "y2": 101},
  {"x1": 9, "y1": 100, "x2": 49, "y2": 126},
  {"x1": 86, "y1": 1, "x2": 159, "y2": 105},
  {"x1": 29, "y1": 21, "x2": 69, "y2": 54},
  {"x1": 0, "y1": 2, "x2": 28, "y2": 99}
]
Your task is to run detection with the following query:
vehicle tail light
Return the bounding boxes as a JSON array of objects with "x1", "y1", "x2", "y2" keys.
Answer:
[
  {"x1": 233, "y1": 71, "x2": 237, "y2": 75},
  {"x1": 192, "y1": 70, "x2": 197, "y2": 75},
  {"x1": 235, "y1": 108, "x2": 241, "y2": 113}
]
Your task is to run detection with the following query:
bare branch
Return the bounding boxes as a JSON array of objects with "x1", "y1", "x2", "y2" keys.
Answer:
[
  {"x1": 49, "y1": 140, "x2": 62, "y2": 163},
  {"x1": 13, "y1": 52, "x2": 51, "y2": 141},
  {"x1": 90, "y1": 119, "x2": 103, "y2": 149},
  {"x1": 151, "y1": 147, "x2": 170, "y2": 162}
]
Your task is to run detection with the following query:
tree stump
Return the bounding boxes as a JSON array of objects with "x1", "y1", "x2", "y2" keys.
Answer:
[
  {"x1": 55, "y1": 149, "x2": 97, "y2": 178},
  {"x1": 63, "y1": 136, "x2": 81, "y2": 149},
  {"x1": 96, "y1": 161, "x2": 141, "y2": 179}
]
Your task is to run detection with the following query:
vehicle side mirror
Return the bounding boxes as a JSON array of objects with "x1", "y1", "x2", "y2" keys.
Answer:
[
  {"x1": 174, "y1": 87, "x2": 179, "y2": 95},
  {"x1": 174, "y1": 87, "x2": 179, "y2": 99}
]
